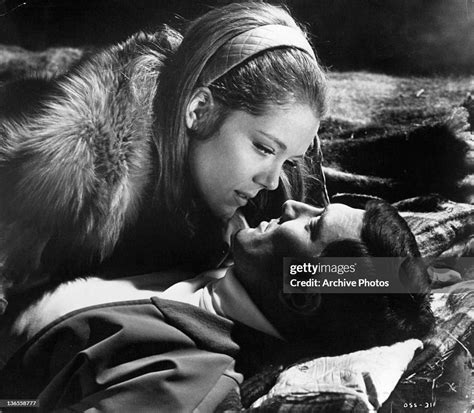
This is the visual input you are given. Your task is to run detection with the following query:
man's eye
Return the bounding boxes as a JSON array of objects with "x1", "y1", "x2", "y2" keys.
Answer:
[
  {"x1": 254, "y1": 143, "x2": 275, "y2": 155},
  {"x1": 284, "y1": 159, "x2": 298, "y2": 169},
  {"x1": 309, "y1": 217, "x2": 321, "y2": 241}
]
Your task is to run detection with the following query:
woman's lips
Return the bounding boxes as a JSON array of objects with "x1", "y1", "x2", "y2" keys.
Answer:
[
  {"x1": 234, "y1": 190, "x2": 250, "y2": 206},
  {"x1": 235, "y1": 190, "x2": 258, "y2": 206}
]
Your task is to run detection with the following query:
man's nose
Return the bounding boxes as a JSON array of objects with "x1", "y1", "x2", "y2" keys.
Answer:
[
  {"x1": 281, "y1": 200, "x2": 325, "y2": 222},
  {"x1": 254, "y1": 165, "x2": 280, "y2": 191}
]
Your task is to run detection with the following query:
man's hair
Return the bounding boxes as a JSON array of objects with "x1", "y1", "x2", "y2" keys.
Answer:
[
  {"x1": 152, "y1": 2, "x2": 328, "y2": 233},
  {"x1": 282, "y1": 201, "x2": 434, "y2": 355}
]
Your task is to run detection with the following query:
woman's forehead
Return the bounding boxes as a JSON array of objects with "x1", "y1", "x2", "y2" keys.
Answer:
[{"x1": 241, "y1": 105, "x2": 320, "y2": 136}]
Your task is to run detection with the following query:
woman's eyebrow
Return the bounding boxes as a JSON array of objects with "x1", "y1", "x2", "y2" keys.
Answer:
[{"x1": 256, "y1": 130, "x2": 287, "y2": 150}]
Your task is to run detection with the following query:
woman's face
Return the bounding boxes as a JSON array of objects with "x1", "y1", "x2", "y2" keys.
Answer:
[{"x1": 188, "y1": 105, "x2": 320, "y2": 221}]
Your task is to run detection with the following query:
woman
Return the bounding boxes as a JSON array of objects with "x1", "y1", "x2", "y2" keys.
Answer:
[{"x1": 0, "y1": 2, "x2": 328, "y2": 312}]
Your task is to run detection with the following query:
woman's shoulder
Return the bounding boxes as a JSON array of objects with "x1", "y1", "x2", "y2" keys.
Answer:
[
  {"x1": 59, "y1": 27, "x2": 181, "y2": 115},
  {"x1": 0, "y1": 28, "x2": 186, "y2": 289},
  {"x1": 0, "y1": 27, "x2": 181, "y2": 142}
]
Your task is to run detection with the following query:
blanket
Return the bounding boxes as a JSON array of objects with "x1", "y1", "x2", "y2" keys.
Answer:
[
  {"x1": 218, "y1": 196, "x2": 473, "y2": 412},
  {"x1": 228, "y1": 282, "x2": 473, "y2": 413},
  {"x1": 318, "y1": 73, "x2": 474, "y2": 206}
]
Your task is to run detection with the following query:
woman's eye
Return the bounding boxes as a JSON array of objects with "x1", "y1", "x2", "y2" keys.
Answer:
[{"x1": 254, "y1": 143, "x2": 275, "y2": 156}]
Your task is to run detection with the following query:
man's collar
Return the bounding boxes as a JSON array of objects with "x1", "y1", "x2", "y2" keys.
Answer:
[{"x1": 202, "y1": 267, "x2": 284, "y2": 340}]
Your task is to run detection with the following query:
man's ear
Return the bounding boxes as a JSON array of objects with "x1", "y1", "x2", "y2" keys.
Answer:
[{"x1": 185, "y1": 87, "x2": 214, "y2": 131}]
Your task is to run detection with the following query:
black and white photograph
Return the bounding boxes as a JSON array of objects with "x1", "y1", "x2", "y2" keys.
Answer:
[{"x1": 0, "y1": 1, "x2": 473, "y2": 412}]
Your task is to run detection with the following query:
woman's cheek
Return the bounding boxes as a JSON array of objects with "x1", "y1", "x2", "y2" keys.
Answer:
[{"x1": 233, "y1": 148, "x2": 256, "y2": 179}]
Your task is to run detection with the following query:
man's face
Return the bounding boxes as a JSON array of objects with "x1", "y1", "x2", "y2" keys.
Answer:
[
  {"x1": 233, "y1": 201, "x2": 365, "y2": 272},
  {"x1": 232, "y1": 201, "x2": 365, "y2": 335}
]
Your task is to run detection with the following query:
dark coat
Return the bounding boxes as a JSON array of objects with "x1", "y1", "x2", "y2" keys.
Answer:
[{"x1": 0, "y1": 297, "x2": 243, "y2": 412}]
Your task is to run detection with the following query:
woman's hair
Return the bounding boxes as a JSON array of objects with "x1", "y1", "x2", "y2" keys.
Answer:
[{"x1": 153, "y1": 2, "x2": 328, "y2": 232}]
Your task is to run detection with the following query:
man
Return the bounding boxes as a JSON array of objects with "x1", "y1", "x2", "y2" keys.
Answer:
[
  {"x1": 232, "y1": 199, "x2": 433, "y2": 350},
  {"x1": 0, "y1": 200, "x2": 433, "y2": 412}
]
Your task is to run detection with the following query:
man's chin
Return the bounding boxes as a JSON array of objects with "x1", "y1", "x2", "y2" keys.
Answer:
[
  {"x1": 230, "y1": 226, "x2": 257, "y2": 252},
  {"x1": 230, "y1": 227, "x2": 244, "y2": 250}
]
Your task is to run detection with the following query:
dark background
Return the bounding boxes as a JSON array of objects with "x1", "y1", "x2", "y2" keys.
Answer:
[{"x1": 0, "y1": 0, "x2": 473, "y2": 74}]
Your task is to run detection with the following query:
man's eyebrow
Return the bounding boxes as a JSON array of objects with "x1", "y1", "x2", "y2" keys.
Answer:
[
  {"x1": 291, "y1": 154, "x2": 305, "y2": 161},
  {"x1": 256, "y1": 130, "x2": 287, "y2": 151},
  {"x1": 309, "y1": 209, "x2": 328, "y2": 241}
]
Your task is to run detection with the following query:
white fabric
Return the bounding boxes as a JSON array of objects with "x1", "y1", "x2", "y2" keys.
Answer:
[
  {"x1": 251, "y1": 339, "x2": 423, "y2": 411},
  {"x1": 10, "y1": 267, "x2": 282, "y2": 342}
]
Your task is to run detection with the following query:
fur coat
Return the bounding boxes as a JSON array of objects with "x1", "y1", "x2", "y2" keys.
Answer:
[{"x1": 0, "y1": 30, "x2": 227, "y2": 310}]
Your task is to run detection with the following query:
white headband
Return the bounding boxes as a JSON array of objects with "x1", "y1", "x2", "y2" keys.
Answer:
[{"x1": 201, "y1": 24, "x2": 316, "y2": 86}]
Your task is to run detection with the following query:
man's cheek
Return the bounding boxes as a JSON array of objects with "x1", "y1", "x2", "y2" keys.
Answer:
[
  {"x1": 279, "y1": 228, "x2": 316, "y2": 254},
  {"x1": 271, "y1": 235, "x2": 289, "y2": 256},
  {"x1": 316, "y1": 220, "x2": 338, "y2": 247},
  {"x1": 272, "y1": 236, "x2": 302, "y2": 258}
]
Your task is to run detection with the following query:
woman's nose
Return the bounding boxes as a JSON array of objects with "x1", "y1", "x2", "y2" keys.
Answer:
[
  {"x1": 281, "y1": 200, "x2": 324, "y2": 222},
  {"x1": 254, "y1": 165, "x2": 280, "y2": 191}
]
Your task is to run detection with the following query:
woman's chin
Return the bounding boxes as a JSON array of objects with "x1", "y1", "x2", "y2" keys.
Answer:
[{"x1": 215, "y1": 206, "x2": 239, "y2": 222}]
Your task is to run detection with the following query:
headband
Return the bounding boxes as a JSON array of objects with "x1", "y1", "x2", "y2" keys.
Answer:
[{"x1": 201, "y1": 24, "x2": 316, "y2": 86}]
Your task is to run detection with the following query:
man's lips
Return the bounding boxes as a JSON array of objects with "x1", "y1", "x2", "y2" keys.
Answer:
[
  {"x1": 257, "y1": 218, "x2": 279, "y2": 233},
  {"x1": 257, "y1": 221, "x2": 269, "y2": 232}
]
